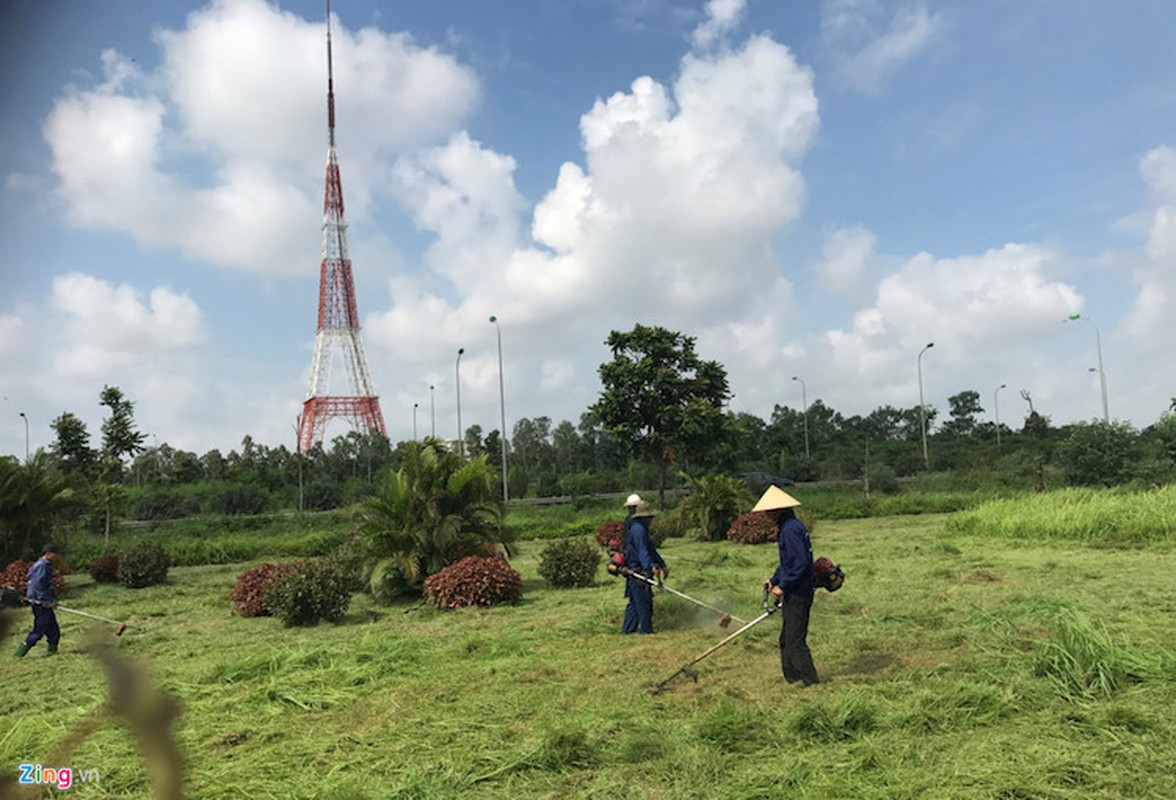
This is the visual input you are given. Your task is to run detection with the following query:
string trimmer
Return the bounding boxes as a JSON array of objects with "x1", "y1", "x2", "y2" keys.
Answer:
[
  {"x1": 2, "y1": 589, "x2": 128, "y2": 636},
  {"x1": 607, "y1": 563, "x2": 745, "y2": 628},
  {"x1": 648, "y1": 587, "x2": 781, "y2": 695}
]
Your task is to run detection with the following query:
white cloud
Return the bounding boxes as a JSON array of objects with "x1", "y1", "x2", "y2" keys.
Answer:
[
  {"x1": 818, "y1": 243, "x2": 1083, "y2": 415},
  {"x1": 42, "y1": 0, "x2": 479, "y2": 276},
  {"x1": 816, "y1": 226, "x2": 877, "y2": 299},
  {"x1": 540, "y1": 359, "x2": 577, "y2": 391},
  {"x1": 0, "y1": 315, "x2": 25, "y2": 378},
  {"x1": 1124, "y1": 146, "x2": 1176, "y2": 342},
  {"x1": 691, "y1": 0, "x2": 747, "y2": 50},
  {"x1": 390, "y1": 131, "x2": 525, "y2": 290},
  {"x1": 49, "y1": 273, "x2": 205, "y2": 378},
  {"x1": 367, "y1": 32, "x2": 819, "y2": 389},
  {"x1": 820, "y1": 0, "x2": 941, "y2": 94},
  {"x1": 0, "y1": 271, "x2": 306, "y2": 456},
  {"x1": 356, "y1": 30, "x2": 822, "y2": 445}
]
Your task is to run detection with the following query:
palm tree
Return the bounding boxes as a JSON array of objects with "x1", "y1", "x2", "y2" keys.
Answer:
[
  {"x1": 0, "y1": 453, "x2": 77, "y2": 562},
  {"x1": 678, "y1": 473, "x2": 754, "y2": 542},
  {"x1": 354, "y1": 439, "x2": 509, "y2": 592}
]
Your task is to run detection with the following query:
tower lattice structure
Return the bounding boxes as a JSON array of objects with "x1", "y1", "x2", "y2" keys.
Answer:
[{"x1": 298, "y1": 2, "x2": 386, "y2": 454}]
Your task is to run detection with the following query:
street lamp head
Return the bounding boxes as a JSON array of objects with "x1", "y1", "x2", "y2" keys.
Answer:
[
  {"x1": 1067, "y1": 313, "x2": 1082, "y2": 321},
  {"x1": 999, "y1": 383, "x2": 1006, "y2": 389},
  {"x1": 791, "y1": 376, "x2": 799, "y2": 381},
  {"x1": 926, "y1": 342, "x2": 934, "y2": 349},
  {"x1": 489, "y1": 315, "x2": 497, "y2": 323},
  {"x1": 458, "y1": 347, "x2": 464, "y2": 356}
]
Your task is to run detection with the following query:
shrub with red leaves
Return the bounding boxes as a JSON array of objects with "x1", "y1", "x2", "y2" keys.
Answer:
[
  {"x1": 88, "y1": 554, "x2": 121, "y2": 584},
  {"x1": 726, "y1": 512, "x2": 779, "y2": 545},
  {"x1": 229, "y1": 561, "x2": 301, "y2": 617},
  {"x1": 594, "y1": 520, "x2": 624, "y2": 549},
  {"x1": 423, "y1": 555, "x2": 523, "y2": 609},
  {"x1": 0, "y1": 559, "x2": 66, "y2": 598}
]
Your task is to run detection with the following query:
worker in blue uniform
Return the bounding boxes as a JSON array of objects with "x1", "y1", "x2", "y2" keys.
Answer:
[
  {"x1": 14, "y1": 543, "x2": 64, "y2": 658},
  {"x1": 621, "y1": 501, "x2": 667, "y2": 634},
  {"x1": 756, "y1": 486, "x2": 819, "y2": 686}
]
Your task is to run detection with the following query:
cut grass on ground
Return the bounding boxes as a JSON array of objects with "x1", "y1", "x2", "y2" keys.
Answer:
[{"x1": 3, "y1": 512, "x2": 1175, "y2": 799}]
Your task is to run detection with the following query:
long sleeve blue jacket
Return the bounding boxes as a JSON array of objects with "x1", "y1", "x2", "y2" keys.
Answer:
[
  {"x1": 26, "y1": 557, "x2": 55, "y2": 603},
  {"x1": 624, "y1": 519, "x2": 666, "y2": 573},
  {"x1": 770, "y1": 515, "x2": 815, "y2": 599}
]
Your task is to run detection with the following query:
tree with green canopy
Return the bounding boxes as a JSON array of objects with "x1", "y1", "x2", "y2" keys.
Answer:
[
  {"x1": 96, "y1": 385, "x2": 147, "y2": 541},
  {"x1": 592, "y1": 324, "x2": 730, "y2": 505}
]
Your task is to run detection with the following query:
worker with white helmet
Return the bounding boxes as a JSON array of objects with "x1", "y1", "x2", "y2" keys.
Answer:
[
  {"x1": 622, "y1": 493, "x2": 642, "y2": 542},
  {"x1": 621, "y1": 501, "x2": 667, "y2": 634}
]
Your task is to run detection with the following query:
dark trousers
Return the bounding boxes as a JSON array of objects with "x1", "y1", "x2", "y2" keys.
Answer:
[
  {"x1": 780, "y1": 594, "x2": 818, "y2": 685},
  {"x1": 622, "y1": 578, "x2": 654, "y2": 634},
  {"x1": 25, "y1": 605, "x2": 60, "y2": 649}
]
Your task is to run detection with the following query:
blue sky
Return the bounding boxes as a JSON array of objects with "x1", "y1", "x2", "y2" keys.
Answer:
[{"x1": 2, "y1": 0, "x2": 1175, "y2": 460}]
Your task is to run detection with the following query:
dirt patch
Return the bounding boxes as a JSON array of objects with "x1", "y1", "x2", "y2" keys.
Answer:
[
  {"x1": 961, "y1": 569, "x2": 1003, "y2": 583},
  {"x1": 841, "y1": 649, "x2": 896, "y2": 675}
]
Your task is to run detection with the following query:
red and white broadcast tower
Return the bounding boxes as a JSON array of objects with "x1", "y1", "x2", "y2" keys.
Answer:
[{"x1": 297, "y1": 1, "x2": 386, "y2": 454}]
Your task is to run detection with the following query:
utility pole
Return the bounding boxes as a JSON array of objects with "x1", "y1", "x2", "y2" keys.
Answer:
[
  {"x1": 994, "y1": 383, "x2": 1006, "y2": 453},
  {"x1": 791, "y1": 376, "x2": 809, "y2": 458}
]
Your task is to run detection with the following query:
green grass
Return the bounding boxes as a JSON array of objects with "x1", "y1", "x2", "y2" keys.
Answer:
[
  {"x1": 4, "y1": 512, "x2": 1176, "y2": 798},
  {"x1": 58, "y1": 511, "x2": 353, "y2": 569},
  {"x1": 947, "y1": 484, "x2": 1176, "y2": 545}
]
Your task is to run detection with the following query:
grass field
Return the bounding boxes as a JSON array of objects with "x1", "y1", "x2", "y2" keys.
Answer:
[{"x1": 3, "y1": 511, "x2": 1175, "y2": 799}]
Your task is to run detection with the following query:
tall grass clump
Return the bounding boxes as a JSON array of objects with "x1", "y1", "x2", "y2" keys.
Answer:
[
  {"x1": 946, "y1": 485, "x2": 1176, "y2": 544},
  {"x1": 788, "y1": 693, "x2": 882, "y2": 742},
  {"x1": 1033, "y1": 608, "x2": 1169, "y2": 700}
]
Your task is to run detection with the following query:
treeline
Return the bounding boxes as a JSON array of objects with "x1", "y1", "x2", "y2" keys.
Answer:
[{"x1": 3, "y1": 382, "x2": 1176, "y2": 563}]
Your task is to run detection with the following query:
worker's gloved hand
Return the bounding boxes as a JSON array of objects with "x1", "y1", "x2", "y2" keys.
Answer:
[
  {"x1": 659, "y1": 566, "x2": 669, "y2": 580},
  {"x1": 770, "y1": 586, "x2": 784, "y2": 600},
  {"x1": 652, "y1": 567, "x2": 665, "y2": 580}
]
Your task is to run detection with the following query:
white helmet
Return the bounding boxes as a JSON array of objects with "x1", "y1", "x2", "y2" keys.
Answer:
[{"x1": 625, "y1": 493, "x2": 642, "y2": 507}]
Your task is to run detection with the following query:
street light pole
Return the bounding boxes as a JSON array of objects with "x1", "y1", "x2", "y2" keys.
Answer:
[
  {"x1": 994, "y1": 383, "x2": 1006, "y2": 453},
  {"x1": 791, "y1": 376, "x2": 809, "y2": 458},
  {"x1": 490, "y1": 316, "x2": 509, "y2": 502},
  {"x1": 413, "y1": 403, "x2": 419, "y2": 440},
  {"x1": 18, "y1": 412, "x2": 28, "y2": 463},
  {"x1": 917, "y1": 342, "x2": 934, "y2": 470},
  {"x1": 294, "y1": 414, "x2": 304, "y2": 513},
  {"x1": 1066, "y1": 314, "x2": 1109, "y2": 423},
  {"x1": 455, "y1": 348, "x2": 465, "y2": 457},
  {"x1": 429, "y1": 384, "x2": 436, "y2": 438},
  {"x1": 1095, "y1": 327, "x2": 1109, "y2": 424}
]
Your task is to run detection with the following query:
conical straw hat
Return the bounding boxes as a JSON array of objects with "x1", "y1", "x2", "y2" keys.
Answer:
[{"x1": 751, "y1": 485, "x2": 801, "y2": 512}]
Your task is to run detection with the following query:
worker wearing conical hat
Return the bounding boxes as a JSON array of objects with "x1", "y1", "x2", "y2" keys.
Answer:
[{"x1": 754, "y1": 486, "x2": 819, "y2": 686}]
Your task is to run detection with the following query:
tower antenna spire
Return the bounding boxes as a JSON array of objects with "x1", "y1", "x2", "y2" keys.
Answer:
[
  {"x1": 326, "y1": 0, "x2": 335, "y2": 147},
  {"x1": 297, "y1": 0, "x2": 388, "y2": 454}
]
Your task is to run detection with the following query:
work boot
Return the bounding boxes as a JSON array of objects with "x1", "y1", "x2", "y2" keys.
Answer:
[
  {"x1": 47, "y1": 641, "x2": 59, "y2": 655},
  {"x1": 13, "y1": 642, "x2": 30, "y2": 658}
]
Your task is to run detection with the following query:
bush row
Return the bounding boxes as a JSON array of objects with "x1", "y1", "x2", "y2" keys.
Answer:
[
  {"x1": 0, "y1": 559, "x2": 67, "y2": 598},
  {"x1": 230, "y1": 551, "x2": 528, "y2": 624}
]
